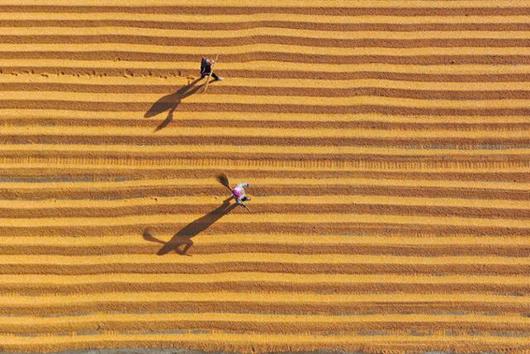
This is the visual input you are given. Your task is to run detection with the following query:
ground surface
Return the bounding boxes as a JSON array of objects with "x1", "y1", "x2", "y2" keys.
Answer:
[{"x1": 0, "y1": 0, "x2": 529, "y2": 353}]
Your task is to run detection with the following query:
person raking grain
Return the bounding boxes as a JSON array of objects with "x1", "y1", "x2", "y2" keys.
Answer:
[
  {"x1": 216, "y1": 173, "x2": 251, "y2": 211},
  {"x1": 200, "y1": 57, "x2": 222, "y2": 81}
]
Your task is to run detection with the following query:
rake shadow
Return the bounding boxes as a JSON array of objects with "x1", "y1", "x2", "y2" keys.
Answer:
[
  {"x1": 144, "y1": 77, "x2": 204, "y2": 132},
  {"x1": 143, "y1": 198, "x2": 237, "y2": 255}
]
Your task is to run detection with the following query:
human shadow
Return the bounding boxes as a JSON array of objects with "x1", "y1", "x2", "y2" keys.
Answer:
[
  {"x1": 144, "y1": 77, "x2": 204, "y2": 132},
  {"x1": 143, "y1": 197, "x2": 237, "y2": 255}
]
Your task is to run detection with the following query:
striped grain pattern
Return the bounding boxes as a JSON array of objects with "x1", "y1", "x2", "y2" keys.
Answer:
[{"x1": 1, "y1": 0, "x2": 529, "y2": 353}]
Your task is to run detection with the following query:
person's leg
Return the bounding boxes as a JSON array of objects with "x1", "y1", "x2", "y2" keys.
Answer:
[{"x1": 211, "y1": 72, "x2": 220, "y2": 81}]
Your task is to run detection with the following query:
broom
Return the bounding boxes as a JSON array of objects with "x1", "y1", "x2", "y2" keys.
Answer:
[{"x1": 216, "y1": 173, "x2": 231, "y2": 192}]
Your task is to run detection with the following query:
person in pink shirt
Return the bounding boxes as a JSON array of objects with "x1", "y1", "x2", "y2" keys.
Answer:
[
  {"x1": 216, "y1": 174, "x2": 251, "y2": 210},
  {"x1": 231, "y1": 182, "x2": 251, "y2": 206}
]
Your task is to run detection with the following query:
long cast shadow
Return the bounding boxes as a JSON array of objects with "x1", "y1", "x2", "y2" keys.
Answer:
[
  {"x1": 143, "y1": 198, "x2": 237, "y2": 255},
  {"x1": 144, "y1": 77, "x2": 204, "y2": 132}
]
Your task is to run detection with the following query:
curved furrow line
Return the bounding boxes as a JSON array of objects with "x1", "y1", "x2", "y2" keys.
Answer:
[
  {"x1": 1, "y1": 291, "x2": 528, "y2": 306},
  {"x1": 3, "y1": 193, "x2": 528, "y2": 208},
  {"x1": 1, "y1": 318, "x2": 530, "y2": 336},
  {"x1": 0, "y1": 332, "x2": 529, "y2": 354},
  {"x1": 2, "y1": 197, "x2": 528, "y2": 214},
  {"x1": 1, "y1": 223, "x2": 526, "y2": 237},
  {"x1": 3, "y1": 20, "x2": 530, "y2": 32},
  {"x1": 0, "y1": 168, "x2": 527, "y2": 183},
  {"x1": 3, "y1": 300, "x2": 530, "y2": 317},
  {"x1": 1, "y1": 125, "x2": 523, "y2": 141},
  {"x1": 5, "y1": 66, "x2": 530, "y2": 80},
  {"x1": 7, "y1": 27, "x2": 530, "y2": 40},
  {"x1": 1, "y1": 51, "x2": 530, "y2": 65},
  {"x1": 2, "y1": 313, "x2": 530, "y2": 327},
  {"x1": 4, "y1": 75, "x2": 530, "y2": 89},
  {"x1": 2, "y1": 281, "x2": 530, "y2": 296},
  {"x1": 3, "y1": 93, "x2": 530, "y2": 110},
  {"x1": 10, "y1": 0, "x2": 525, "y2": 7},
  {"x1": 2, "y1": 235, "x2": 529, "y2": 250},
  {"x1": 0, "y1": 204, "x2": 528, "y2": 220},
  {"x1": 2, "y1": 253, "x2": 530, "y2": 266},
  {"x1": 4, "y1": 76, "x2": 530, "y2": 89},
  {"x1": 1, "y1": 147, "x2": 528, "y2": 159},
  {"x1": 0, "y1": 135, "x2": 526, "y2": 150},
  {"x1": 1, "y1": 263, "x2": 529, "y2": 276},
  {"x1": 1, "y1": 154, "x2": 528, "y2": 172},
  {"x1": 2, "y1": 11, "x2": 529, "y2": 24},
  {"x1": 0, "y1": 6, "x2": 529, "y2": 16},
  {"x1": 3, "y1": 83, "x2": 530, "y2": 100},
  {"x1": 5, "y1": 68, "x2": 530, "y2": 81},
  {"x1": 9, "y1": 145, "x2": 529, "y2": 159},
  {"x1": 5, "y1": 43, "x2": 530, "y2": 56},
  {"x1": 5, "y1": 110, "x2": 530, "y2": 125},
  {"x1": 0, "y1": 243, "x2": 528, "y2": 257},
  {"x1": 5, "y1": 35, "x2": 530, "y2": 48},
  {"x1": 3, "y1": 146, "x2": 529, "y2": 160},
  {"x1": 0, "y1": 213, "x2": 527, "y2": 228},
  {"x1": 4, "y1": 157, "x2": 526, "y2": 173},
  {"x1": 3, "y1": 117, "x2": 530, "y2": 132},
  {"x1": 1, "y1": 178, "x2": 529, "y2": 195},
  {"x1": 6, "y1": 234, "x2": 529, "y2": 247},
  {"x1": 8, "y1": 48, "x2": 530, "y2": 62},
  {"x1": 0, "y1": 8, "x2": 527, "y2": 18},
  {"x1": 4, "y1": 173, "x2": 528, "y2": 188},
  {"x1": 2, "y1": 272, "x2": 529, "y2": 285},
  {"x1": 1, "y1": 184, "x2": 528, "y2": 201},
  {"x1": 2, "y1": 101, "x2": 530, "y2": 115}
]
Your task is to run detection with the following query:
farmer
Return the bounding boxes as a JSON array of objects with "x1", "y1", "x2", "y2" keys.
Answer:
[
  {"x1": 200, "y1": 57, "x2": 222, "y2": 81},
  {"x1": 232, "y1": 182, "x2": 250, "y2": 206}
]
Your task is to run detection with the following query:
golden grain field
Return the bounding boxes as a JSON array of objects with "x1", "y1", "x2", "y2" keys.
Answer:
[{"x1": 0, "y1": 0, "x2": 530, "y2": 353}]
